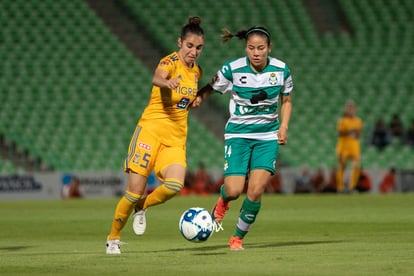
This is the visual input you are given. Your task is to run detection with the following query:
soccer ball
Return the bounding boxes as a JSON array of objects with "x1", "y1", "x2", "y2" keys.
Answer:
[{"x1": 178, "y1": 207, "x2": 214, "y2": 242}]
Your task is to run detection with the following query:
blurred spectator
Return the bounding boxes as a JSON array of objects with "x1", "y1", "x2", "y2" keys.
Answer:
[
  {"x1": 380, "y1": 167, "x2": 397, "y2": 193},
  {"x1": 192, "y1": 162, "x2": 214, "y2": 195},
  {"x1": 180, "y1": 163, "x2": 216, "y2": 195},
  {"x1": 311, "y1": 167, "x2": 326, "y2": 193},
  {"x1": 321, "y1": 167, "x2": 337, "y2": 193},
  {"x1": 405, "y1": 119, "x2": 414, "y2": 147},
  {"x1": 355, "y1": 168, "x2": 371, "y2": 193},
  {"x1": 266, "y1": 173, "x2": 282, "y2": 194},
  {"x1": 294, "y1": 166, "x2": 313, "y2": 193},
  {"x1": 180, "y1": 170, "x2": 195, "y2": 195},
  {"x1": 61, "y1": 175, "x2": 82, "y2": 199},
  {"x1": 68, "y1": 176, "x2": 82, "y2": 198},
  {"x1": 370, "y1": 117, "x2": 390, "y2": 151},
  {"x1": 389, "y1": 114, "x2": 404, "y2": 140},
  {"x1": 214, "y1": 174, "x2": 224, "y2": 194}
]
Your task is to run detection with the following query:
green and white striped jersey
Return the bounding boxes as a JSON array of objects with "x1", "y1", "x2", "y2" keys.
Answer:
[{"x1": 211, "y1": 56, "x2": 293, "y2": 140}]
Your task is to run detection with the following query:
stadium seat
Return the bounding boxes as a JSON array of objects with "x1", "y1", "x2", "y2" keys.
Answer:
[{"x1": 1, "y1": 0, "x2": 412, "y2": 172}]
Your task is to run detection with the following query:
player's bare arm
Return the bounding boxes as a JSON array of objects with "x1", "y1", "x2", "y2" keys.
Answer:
[
  {"x1": 152, "y1": 67, "x2": 180, "y2": 89},
  {"x1": 278, "y1": 94, "x2": 292, "y2": 145},
  {"x1": 191, "y1": 83, "x2": 213, "y2": 108}
]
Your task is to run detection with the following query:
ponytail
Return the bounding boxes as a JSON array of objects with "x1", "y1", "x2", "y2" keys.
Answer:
[
  {"x1": 181, "y1": 16, "x2": 204, "y2": 40},
  {"x1": 221, "y1": 26, "x2": 271, "y2": 45}
]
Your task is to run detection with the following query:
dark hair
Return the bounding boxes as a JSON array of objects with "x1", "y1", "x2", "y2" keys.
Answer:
[
  {"x1": 221, "y1": 25, "x2": 271, "y2": 44},
  {"x1": 181, "y1": 16, "x2": 204, "y2": 40}
]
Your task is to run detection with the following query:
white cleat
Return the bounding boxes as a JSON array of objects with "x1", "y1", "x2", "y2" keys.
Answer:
[
  {"x1": 132, "y1": 209, "x2": 147, "y2": 235},
  {"x1": 106, "y1": 238, "x2": 121, "y2": 254}
]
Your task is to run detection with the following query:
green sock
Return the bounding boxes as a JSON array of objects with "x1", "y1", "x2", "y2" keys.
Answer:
[
  {"x1": 220, "y1": 185, "x2": 229, "y2": 202},
  {"x1": 233, "y1": 197, "x2": 261, "y2": 239}
]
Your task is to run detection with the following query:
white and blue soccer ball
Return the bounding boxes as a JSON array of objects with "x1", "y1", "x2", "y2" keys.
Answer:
[{"x1": 179, "y1": 207, "x2": 214, "y2": 242}]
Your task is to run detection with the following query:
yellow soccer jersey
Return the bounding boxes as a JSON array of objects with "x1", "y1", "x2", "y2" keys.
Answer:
[
  {"x1": 337, "y1": 116, "x2": 363, "y2": 142},
  {"x1": 138, "y1": 52, "x2": 202, "y2": 146},
  {"x1": 336, "y1": 116, "x2": 363, "y2": 158}
]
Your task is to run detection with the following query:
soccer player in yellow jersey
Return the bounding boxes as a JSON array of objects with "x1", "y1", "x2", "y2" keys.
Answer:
[
  {"x1": 106, "y1": 17, "x2": 205, "y2": 254},
  {"x1": 336, "y1": 100, "x2": 363, "y2": 192}
]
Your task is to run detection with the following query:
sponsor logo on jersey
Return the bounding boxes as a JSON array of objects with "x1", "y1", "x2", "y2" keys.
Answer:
[
  {"x1": 176, "y1": 97, "x2": 190, "y2": 109},
  {"x1": 138, "y1": 142, "x2": 151, "y2": 151},
  {"x1": 175, "y1": 86, "x2": 197, "y2": 96},
  {"x1": 285, "y1": 78, "x2": 293, "y2": 89},
  {"x1": 239, "y1": 76, "x2": 247, "y2": 84}
]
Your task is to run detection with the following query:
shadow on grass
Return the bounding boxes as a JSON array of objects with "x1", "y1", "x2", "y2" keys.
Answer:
[
  {"x1": 0, "y1": 246, "x2": 33, "y2": 251},
  {"x1": 137, "y1": 240, "x2": 346, "y2": 255},
  {"x1": 3, "y1": 240, "x2": 346, "y2": 256}
]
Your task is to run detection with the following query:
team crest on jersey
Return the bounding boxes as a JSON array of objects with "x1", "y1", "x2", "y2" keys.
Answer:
[
  {"x1": 269, "y1": 73, "x2": 278, "y2": 85},
  {"x1": 132, "y1": 153, "x2": 141, "y2": 165},
  {"x1": 176, "y1": 97, "x2": 190, "y2": 109}
]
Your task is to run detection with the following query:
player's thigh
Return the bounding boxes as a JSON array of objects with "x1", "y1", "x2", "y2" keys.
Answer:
[
  {"x1": 155, "y1": 145, "x2": 186, "y2": 182},
  {"x1": 127, "y1": 172, "x2": 148, "y2": 195}
]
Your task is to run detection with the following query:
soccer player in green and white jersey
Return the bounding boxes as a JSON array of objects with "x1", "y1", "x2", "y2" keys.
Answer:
[{"x1": 196, "y1": 25, "x2": 293, "y2": 250}]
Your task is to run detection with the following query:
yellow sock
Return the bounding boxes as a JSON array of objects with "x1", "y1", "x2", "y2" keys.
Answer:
[
  {"x1": 336, "y1": 168, "x2": 344, "y2": 192},
  {"x1": 349, "y1": 167, "x2": 360, "y2": 190},
  {"x1": 142, "y1": 178, "x2": 183, "y2": 209},
  {"x1": 108, "y1": 191, "x2": 141, "y2": 240}
]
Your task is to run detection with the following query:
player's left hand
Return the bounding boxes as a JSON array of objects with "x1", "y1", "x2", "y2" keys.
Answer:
[
  {"x1": 190, "y1": 96, "x2": 203, "y2": 108},
  {"x1": 277, "y1": 127, "x2": 288, "y2": 145}
]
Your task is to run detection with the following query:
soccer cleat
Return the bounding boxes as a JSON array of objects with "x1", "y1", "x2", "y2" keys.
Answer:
[
  {"x1": 106, "y1": 238, "x2": 121, "y2": 254},
  {"x1": 132, "y1": 209, "x2": 147, "y2": 235},
  {"x1": 211, "y1": 197, "x2": 229, "y2": 223},
  {"x1": 229, "y1": 236, "x2": 244, "y2": 251}
]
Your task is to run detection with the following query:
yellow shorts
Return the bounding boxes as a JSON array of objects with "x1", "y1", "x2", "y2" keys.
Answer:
[
  {"x1": 336, "y1": 141, "x2": 360, "y2": 160},
  {"x1": 124, "y1": 125, "x2": 186, "y2": 181}
]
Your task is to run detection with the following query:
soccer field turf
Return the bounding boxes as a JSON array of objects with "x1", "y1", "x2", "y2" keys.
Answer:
[{"x1": 1, "y1": 193, "x2": 413, "y2": 275}]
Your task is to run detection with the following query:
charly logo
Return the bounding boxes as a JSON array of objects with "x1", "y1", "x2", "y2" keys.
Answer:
[{"x1": 244, "y1": 214, "x2": 255, "y2": 221}]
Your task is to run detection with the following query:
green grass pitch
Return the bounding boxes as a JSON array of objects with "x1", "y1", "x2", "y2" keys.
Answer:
[{"x1": 1, "y1": 193, "x2": 413, "y2": 276}]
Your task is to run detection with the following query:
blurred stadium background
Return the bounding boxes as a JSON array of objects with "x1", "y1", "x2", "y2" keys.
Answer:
[{"x1": 0, "y1": 0, "x2": 413, "y2": 183}]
